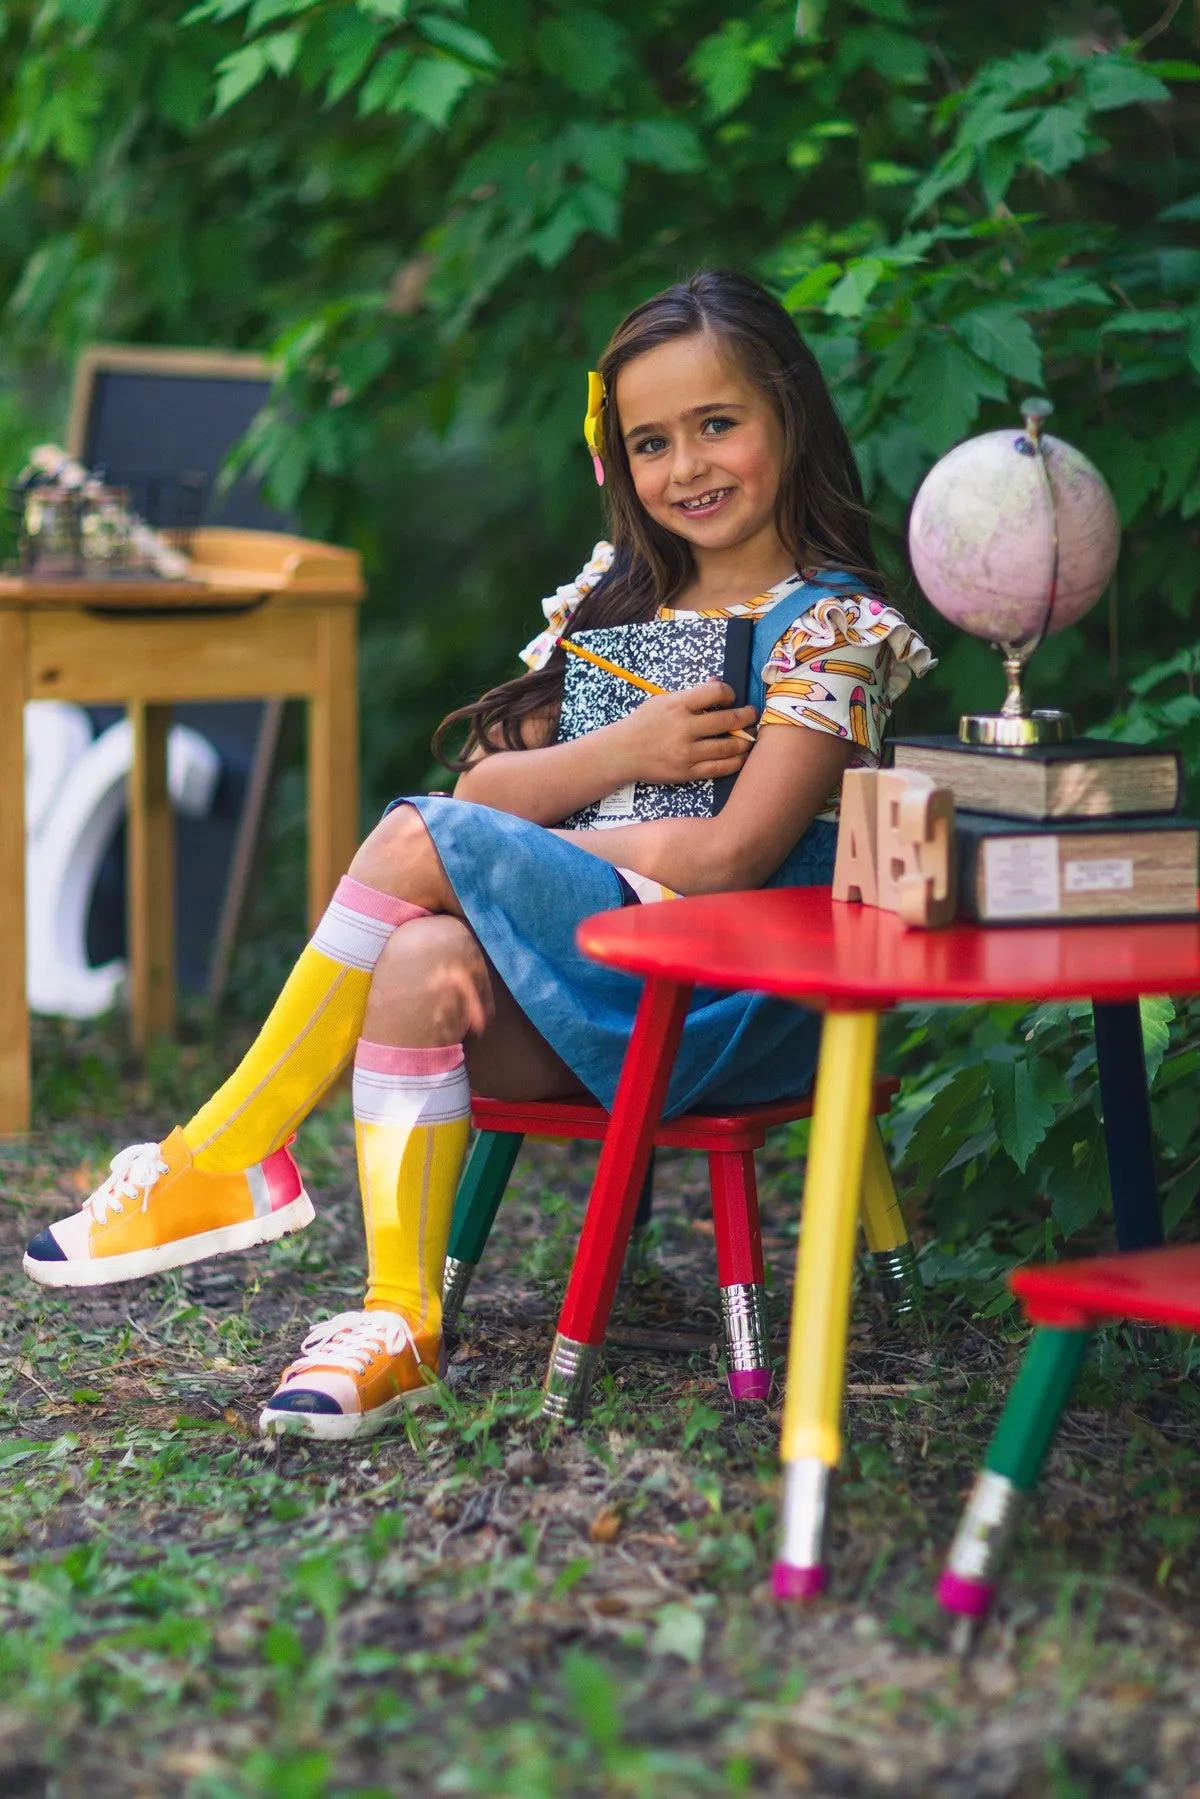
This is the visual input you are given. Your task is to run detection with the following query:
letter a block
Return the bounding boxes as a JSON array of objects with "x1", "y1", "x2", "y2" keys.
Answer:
[{"x1": 833, "y1": 768, "x2": 956, "y2": 929}]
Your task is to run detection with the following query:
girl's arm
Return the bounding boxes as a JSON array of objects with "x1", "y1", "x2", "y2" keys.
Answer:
[
  {"x1": 554, "y1": 723, "x2": 853, "y2": 893},
  {"x1": 452, "y1": 682, "x2": 757, "y2": 824}
]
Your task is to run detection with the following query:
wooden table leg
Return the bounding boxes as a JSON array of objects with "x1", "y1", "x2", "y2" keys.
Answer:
[
  {"x1": 1092, "y1": 1000, "x2": 1163, "y2": 1251},
  {"x1": 0, "y1": 610, "x2": 30, "y2": 1134},
  {"x1": 308, "y1": 606, "x2": 359, "y2": 931},
  {"x1": 773, "y1": 1008, "x2": 879, "y2": 1600},
  {"x1": 127, "y1": 702, "x2": 175, "y2": 1048},
  {"x1": 542, "y1": 976, "x2": 692, "y2": 1423}
]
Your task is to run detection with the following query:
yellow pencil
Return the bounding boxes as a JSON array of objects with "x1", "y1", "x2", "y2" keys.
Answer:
[{"x1": 557, "y1": 637, "x2": 756, "y2": 744}]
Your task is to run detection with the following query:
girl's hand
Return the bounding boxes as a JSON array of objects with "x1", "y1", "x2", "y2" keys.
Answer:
[{"x1": 609, "y1": 681, "x2": 758, "y2": 786}]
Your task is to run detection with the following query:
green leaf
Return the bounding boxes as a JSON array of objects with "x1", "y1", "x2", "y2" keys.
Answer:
[
  {"x1": 824, "y1": 257, "x2": 885, "y2": 318},
  {"x1": 989, "y1": 1057, "x2": 1058, "y2": 1172},
  {"x1": 1157, "y1": 420, "x2": 1200, "y2": 512},
  {"x1": 1023, "y1": 103, "x2": 1090, "y2": 175},
  {"x1": 356, "y1": 44, "x2": 409, "y2": 113},
  {"x1": 214, "y1": 42, "x2": 268, "y2": 112},
  {"x1": 417, "y1": 15, "x2": 500, "y2": 69},
  {"x1": 1022, "y1": 273, "x2": 1113, "y2": 312},
  {"x1": 1139, "y1": 996, "x2": 1175, "y2": 1086},
  {"x1": 836, "y1": 25, "x2": 929, "y2": 85},
  {"x1": 247, "y1": 0, "x2": 312, "y2": 27},
  {"x1": 783, "y1": 262, "x2": 841, "y2": 310},
  {"x1": 898, "y1": 338, "x2": 1007, "y2": 453},
  {"x1": 902, "y1": 1063, "x2": 993, "y2": 1185},
  {"x1": 650, "y1": 1603, "x2": 706, "y2": 1665},
  {"x1": 1082, "y1": 55, "x2": 1171, "y2": 114},
  {"x1": 394, "y1": 54, "x2": 474, "y2": 125},
  {"x1": 536, "y1": 10, "x2": 627, "y2": 98},
  {"x1": 626, "y1": 120, "x2": 704, "y2": 174},
  {"x1": 1050, "y1": 1120, "x2": 1109, "y2": 1239},
  {"x1": 954, "y1": 306, "x2": 1043, "y2": 382},
  {"x1": 1101, "y1": 309, "x2": 1190, "y2": 335},
  {"x1": 261, "y1": 29, "x2": 300, "y2": 76}
]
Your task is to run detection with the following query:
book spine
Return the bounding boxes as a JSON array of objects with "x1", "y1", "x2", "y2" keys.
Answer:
[{"x1": 957, "y1": 828, "x2": 1199, "y2": 923}]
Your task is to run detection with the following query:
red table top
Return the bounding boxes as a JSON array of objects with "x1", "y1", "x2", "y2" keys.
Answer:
[{"x1": 577, "y1": 887, "x2": 1200, "y2": 1010}]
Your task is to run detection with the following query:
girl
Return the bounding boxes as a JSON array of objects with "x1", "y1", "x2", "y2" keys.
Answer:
[{"x1": 24, "y1": 270, "x2": 933, "y2": 1440}]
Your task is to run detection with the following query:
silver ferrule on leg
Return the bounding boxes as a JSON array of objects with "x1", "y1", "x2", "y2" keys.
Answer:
[
  {"x1": 720, "y1": 1282, "x2": 770, "y2": 1374},
  {"x1": 869, "y1": 1242, "x2": 922, "y2": 1317},
  {"x1": 441, "y1": 1257, "x2": 476, "y2": 1331},
  {"x1": 776, "y1": 1458, "x2": 831, "y2": 1571},
  {"x1": 541, "y1": 1334, "x2": 600, "y2": 1425},
  {"x1": 947, "y1": 1469, "x2": 1023, "y2": 1584}
]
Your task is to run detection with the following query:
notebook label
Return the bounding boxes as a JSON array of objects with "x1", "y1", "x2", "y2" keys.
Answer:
[
  {"x1": 983, "y1": 836, "x2": 1061, "y2": 918},
  {"x1": 1064, "y1": 857, "x2": 1134, "y2": 894},
  {"x1": 596, "y1": 781, "x2": 637, "y2": 820}
]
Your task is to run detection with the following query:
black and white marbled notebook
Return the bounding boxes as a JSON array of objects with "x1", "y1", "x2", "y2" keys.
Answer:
[{"x1": 557, "y1": 617, "x2": 754, "y2": 829}]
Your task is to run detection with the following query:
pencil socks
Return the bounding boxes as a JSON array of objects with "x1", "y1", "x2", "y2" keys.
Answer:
[
  {"x1": 353, "y1": 1041, "x2": 471, "y2": 1338},
  {"x1": 183, "y1": 878, "x2": 430, "y2": 1175}
]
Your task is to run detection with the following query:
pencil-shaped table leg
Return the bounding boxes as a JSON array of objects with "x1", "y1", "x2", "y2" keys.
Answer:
[
  {"x1": 543, "y1": 976, "x2": 691, "y2": 1424},
  {"x1": 859, "y1": 1121, "x2": 921, "y2": 1318},
  {"x1": 442, "y1": 1130, "x2": 524, "y2": 1330},
  {"x1": 938, "y1": 1325, "x2": 1090, "y2": 1620},
  {"x1": 1092, "y1": 1001, "x2": 1163, "y2": 1252},
  {"x1": 773, "y1": 1009, "x2": 879, "y2": 1601}
]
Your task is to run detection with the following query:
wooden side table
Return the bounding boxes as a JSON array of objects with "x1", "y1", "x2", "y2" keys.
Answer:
[
  {"x1": 0, "y1": 526, "x2": 365, "y2": 1134},
  {"x1": 568, "y1": 888, "x2": 1200, "y2": 1599}
]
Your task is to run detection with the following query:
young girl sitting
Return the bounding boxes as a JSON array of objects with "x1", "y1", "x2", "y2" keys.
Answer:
[{"x1": 25, "y1": 269, "x2": 933, "y2": 1440}]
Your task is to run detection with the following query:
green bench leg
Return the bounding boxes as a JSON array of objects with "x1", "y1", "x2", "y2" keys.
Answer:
[
  {"x1": 442, "y1": 1131, "x2": 523, "y2": 1329},
  {"x1": 938, "y1": 1324, "x2": 1091, "y2": 1620}
]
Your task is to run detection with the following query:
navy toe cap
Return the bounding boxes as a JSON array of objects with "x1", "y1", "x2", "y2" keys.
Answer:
[
  {"x1": 267, "y1": 1389, "x2": 342, "y2": 1415},
  {"x1": 24, "y1": 1228, "x2": 66, "y2": 1263}
]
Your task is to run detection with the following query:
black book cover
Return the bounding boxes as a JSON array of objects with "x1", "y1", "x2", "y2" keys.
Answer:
[
  {"x1": 558, "y1": 617, "x2": 754, "y2": 828},
  {"x1": 891, "y1": 733, "x2": 1182, "y2": 767}
]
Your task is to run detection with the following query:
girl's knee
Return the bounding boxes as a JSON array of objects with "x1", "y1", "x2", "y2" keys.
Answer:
[
  {"x1": 349, "y1": 804, "x2": 446, "y2": 901},
  {"x1": 368, "y1": 916, "x2": 492, "y2": 1040}
]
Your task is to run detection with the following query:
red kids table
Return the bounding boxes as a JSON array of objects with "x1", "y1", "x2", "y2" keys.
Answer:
[{"x1": 548, "y1": 887, "x2": 1200, "y2": 1600}]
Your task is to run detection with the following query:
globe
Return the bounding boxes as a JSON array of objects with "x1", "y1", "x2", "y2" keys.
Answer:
[{"x1": 908, "y1": 420, "x2": 1121, "y2": 649}]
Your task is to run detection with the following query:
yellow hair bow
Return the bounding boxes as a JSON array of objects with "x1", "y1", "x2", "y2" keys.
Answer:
[{"x1": 583, "y1": 369, "x2": 606, "y2": 487}]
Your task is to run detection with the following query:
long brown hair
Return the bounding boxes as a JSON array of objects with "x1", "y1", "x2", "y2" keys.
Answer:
[{"x1": 434, "y1": 268, "x2": 884, "y2": 768}]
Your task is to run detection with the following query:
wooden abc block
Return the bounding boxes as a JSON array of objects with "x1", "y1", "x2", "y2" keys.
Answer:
[{"x1": 833, "y1": 768, "x2": 956, "y2": 929}]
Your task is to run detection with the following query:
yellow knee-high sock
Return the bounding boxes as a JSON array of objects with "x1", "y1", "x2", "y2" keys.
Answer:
[
  {"x1": 353, "y1": 1041, "x2": 471, "y2": 1340},
  {"x1": 183, "y1": 877, "x2": 429, "y2": 1174}
]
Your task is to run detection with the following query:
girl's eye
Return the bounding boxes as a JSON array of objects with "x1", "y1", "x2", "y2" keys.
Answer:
[
  {"x1": 701, "y1": 416, "x2": 736, "y2": 437},
  {"x1": 632, "y1": 435, "x2": 669, "y2": 456}
]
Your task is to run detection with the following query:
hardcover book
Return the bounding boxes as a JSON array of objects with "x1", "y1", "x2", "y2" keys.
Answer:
[
  {"x1": 890, "y1": 735, "x2": 1181, "y2": 822},
  {"x1": 557, "y1": 617, "x2": 754, "y2": 829},
  {"x1": 955, "y1": 810, "x2": 1199, "y2": 924}
]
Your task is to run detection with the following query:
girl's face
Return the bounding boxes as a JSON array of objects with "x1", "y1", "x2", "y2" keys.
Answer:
[{"x1": 615, "y1": 331, "x2": 788, "y2": 561}]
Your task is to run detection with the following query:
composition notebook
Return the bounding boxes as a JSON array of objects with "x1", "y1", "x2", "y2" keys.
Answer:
[{"x1": 556, "y1": 618, "x2": 754, "y2": 829}]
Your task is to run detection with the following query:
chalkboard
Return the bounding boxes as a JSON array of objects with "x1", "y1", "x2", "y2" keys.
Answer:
[{"x1": 67, "y1": 346, "x2": 294, "y2": 1003}]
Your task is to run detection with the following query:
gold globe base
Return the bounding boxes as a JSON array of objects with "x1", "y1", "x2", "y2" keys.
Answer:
[{"x1": 958, "y1": 709, "x2": 1074, "y2": 748}]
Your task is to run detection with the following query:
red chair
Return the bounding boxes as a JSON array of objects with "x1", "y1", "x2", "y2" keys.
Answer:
[
  {"x1": 939, "y1": 1245, "x2": 1200, "y2": 1621},
  {"x1": 443, "y1": 1079, "x2": 912, "y2": 1406}
]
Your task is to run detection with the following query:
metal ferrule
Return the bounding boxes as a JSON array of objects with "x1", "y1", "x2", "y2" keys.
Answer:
[
  {"x1": 869, "y1": 1242, "x2": 922, "y2": 1318},
  {"x1": 541, "y1": 1334, "x2": 600, "y2": 1425},
  {"x1": 946, "y1": 1469, "x2": 1023, "y2": 1584},
  {"x1": 440, "y1": 1257, "x2": 475, "y2": 1331},
  {"x1": 777, "y1": 1459, "x2": 831, "y2": 1571},
  {"x1": 720, "y1": 1282, "x2": 770, "y2": 1374}
]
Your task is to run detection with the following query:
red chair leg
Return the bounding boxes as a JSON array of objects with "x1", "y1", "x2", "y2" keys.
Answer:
[
  {"x1": 709, "y1": 1149, "x2": 771, "y2": 1402},
  {"x1": 543, "y1": 976, "x2": 692, "y2": 1424}
]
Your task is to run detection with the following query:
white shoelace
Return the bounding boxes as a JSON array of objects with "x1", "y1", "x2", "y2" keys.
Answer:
[
  {"x1": 86, "y1": 1142, "x2": 169, "y2": 1224},
  {"x1": 287, "y1": 1310, "x2": 419, "y2": 1378}
]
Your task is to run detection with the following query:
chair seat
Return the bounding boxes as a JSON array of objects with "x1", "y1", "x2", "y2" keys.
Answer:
[
  {"x1": 472, "y1": 1078, "x2": 900, "y2": 1155},
  {"x1": 1012, "y1": 1245, "x2": 1200, "y2": 1331}
]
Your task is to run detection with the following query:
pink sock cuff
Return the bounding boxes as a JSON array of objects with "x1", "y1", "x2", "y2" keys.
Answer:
[
  {"x1": 354, "y1": 1040, "x2": 465, "y2": 1076},
  {"x1": 333, "y1": 876, "x2": 430, "y2": 929}
]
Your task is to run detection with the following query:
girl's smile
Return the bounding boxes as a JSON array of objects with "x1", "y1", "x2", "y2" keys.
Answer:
[{"x1": 614, "y1": 331, "x2": 792, "y2": 590}]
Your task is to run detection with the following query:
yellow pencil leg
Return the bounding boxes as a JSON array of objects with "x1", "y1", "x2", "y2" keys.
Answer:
[
  {"x1": 859, "y1": 1122, "x2": 921, "y2": 1317},
  {"x1": 773, "y1": 1008, "x2": 878, "y2": 1601}
]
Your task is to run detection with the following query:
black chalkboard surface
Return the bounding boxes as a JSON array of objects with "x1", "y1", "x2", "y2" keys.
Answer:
[{"x1": 67, "y1": 346, "x2": 294, "y2": 1004}]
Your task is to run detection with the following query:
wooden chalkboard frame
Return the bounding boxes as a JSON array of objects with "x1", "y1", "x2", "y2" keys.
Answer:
[{"x1": 65, "y1": 343, "x2": 288, "y2": 1006}]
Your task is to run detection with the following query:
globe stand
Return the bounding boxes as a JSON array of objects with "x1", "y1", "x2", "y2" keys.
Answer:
[{"x1": 959, "y1": 646, "x2": 1074, "y2": 747}]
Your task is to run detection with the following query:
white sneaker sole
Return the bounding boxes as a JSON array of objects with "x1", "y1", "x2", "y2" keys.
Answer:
[
  {"x1": 22, "y1": 1191, "x2": 316, "y2": 1288},
  {"x1": 258, "y1": 1379, "x2": 443, "y2": 1442}
]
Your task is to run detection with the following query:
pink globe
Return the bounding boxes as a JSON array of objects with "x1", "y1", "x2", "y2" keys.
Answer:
[{"x1": 908, "y1": 426, "x2": 1121, "y2": 647}]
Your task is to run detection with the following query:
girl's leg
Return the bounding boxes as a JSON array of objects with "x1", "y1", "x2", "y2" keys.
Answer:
[
  {"x1": 261, "y1": 915, "x2": 585, "y2": 1438},
  {"x1": 24, "y1": 807, "x2": 470, "y2": 1288}
]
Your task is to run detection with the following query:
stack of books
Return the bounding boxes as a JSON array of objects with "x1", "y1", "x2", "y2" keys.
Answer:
[{"x1": 888, "y1": 737, "x2": 1199, "y2": 924}]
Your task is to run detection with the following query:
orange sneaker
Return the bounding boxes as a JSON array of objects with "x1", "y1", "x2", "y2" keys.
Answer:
[
  {"x1": 259, "y1": 1310, "x2": 445, "y2": 1441},
  {"x1": 23, "y1": 1128, "x2": 314, "y2": 1288}
]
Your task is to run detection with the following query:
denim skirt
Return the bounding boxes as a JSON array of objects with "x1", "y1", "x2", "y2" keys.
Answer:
[{"x1": 391, "y1": 795, "x2": 834, "y2": 1119}]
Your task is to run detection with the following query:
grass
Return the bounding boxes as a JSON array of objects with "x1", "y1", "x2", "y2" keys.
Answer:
[{"x1": 1, "y1": 1014, "x2": 1199, "y2": 1797}]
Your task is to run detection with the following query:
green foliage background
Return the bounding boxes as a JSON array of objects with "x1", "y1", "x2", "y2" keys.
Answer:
[{"x1": 4, "y1": 0, "x2": 1200, "y2": 1286}]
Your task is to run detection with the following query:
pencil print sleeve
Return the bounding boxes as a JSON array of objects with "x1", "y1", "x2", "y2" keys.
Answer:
[
  {"x1": 760, "y1": 592, "x2": 935, "y2": 765},
  {"x1": 519, "y1": 540, "x2": 615, "y2": 671}
]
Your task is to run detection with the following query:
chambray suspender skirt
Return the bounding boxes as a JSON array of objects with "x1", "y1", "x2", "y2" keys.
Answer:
[{"x1": 388, "y1": 587, "x2": 846, "y2": 1119}]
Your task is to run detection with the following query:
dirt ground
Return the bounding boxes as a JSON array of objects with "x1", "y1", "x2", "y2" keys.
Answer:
[{"x1": 2, "y1": 1036, "x2": 1200, "y2": 1798}]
